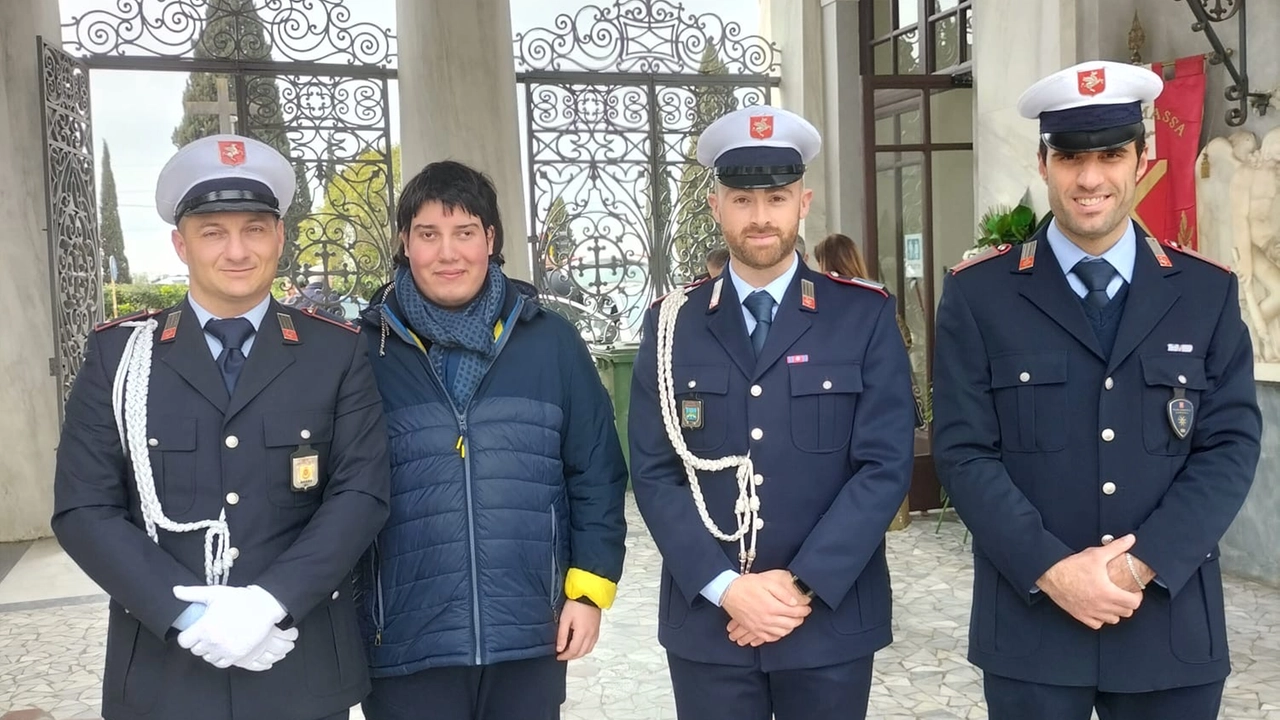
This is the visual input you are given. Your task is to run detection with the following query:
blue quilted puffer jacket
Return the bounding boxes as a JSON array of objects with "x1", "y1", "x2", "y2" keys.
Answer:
[{"x1": 355, "y1": 275, "x2": 627, "y2": 677}]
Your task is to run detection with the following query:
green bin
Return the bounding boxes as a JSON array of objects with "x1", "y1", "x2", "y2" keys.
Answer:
[{"x1": 594, "y1": 344, "x2": 639, "y2": 470}]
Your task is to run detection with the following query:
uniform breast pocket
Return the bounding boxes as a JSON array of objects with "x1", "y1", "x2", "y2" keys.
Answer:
[
  {"x1": 263, "y1": 412, "x2": 335, "y2": 508},
  {"x1": 789, "y1": 363, "x2": 862, "y2": 453},
  {"x1": 671, "y1": 364, "x2": 729, "y2": 453},
  {"x1": 1140, "y1": 354, "x2": 1207, "y2": 456},
  {"x1": 147, "y1": 415, "x2": 198, "y2": 516},
  {"x1": 990, "y1": 353, "x2": 1068, "y2": 452}
]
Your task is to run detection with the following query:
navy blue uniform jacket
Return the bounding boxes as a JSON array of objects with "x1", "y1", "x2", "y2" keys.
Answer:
[
  {"x1": 628, "y1": 260, "x2": 916, "y2": 672},
  {"x1": 932, "y1": 222, "x2": 1261, "y2": 692},
  {"x1": 52, "y1": 299, "x2": 391, "y2": 720}
]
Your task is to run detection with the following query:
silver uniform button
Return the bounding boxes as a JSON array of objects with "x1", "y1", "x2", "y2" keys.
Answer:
[
  {"x1": 301, "y1": 429, "x2": 312, "y2": 440},
  {"x1": 1178, "y1": 374, "x2": 1187, "y2": 385},
  {"x1": 226, "y1": 547, "x2": 240, "y2": 560},
  {"x1": 225, "y1": 435, "x2": 239, "y2": 449},
  {"x1": 1105, "y1": 377, "x2": 1114, "y2": 390},
  {"x1": 148, "y1": 438, "x2": 159, "y2": 447},
  {"x1": 225, "y1": 492, "x2": 240, "y2": 505},
  {"x1": 1019, "y1": 372, "x2": 1031, "y2": 383},
  {"x1": 331, "y1": 590, "x2": 340, "y2": 600},
  {"x1": 688, "y1": 380, "x2": 697, "y2": 389},
  {"x1": 750, "y1": 385, "x2": 762, "y2": 397},
  {"x1": 1101, "y1": 534, "x2": 1115, "y2": 544},
  {"x1": 822, "y1": 380, "x2": 833, "y2": 390},
  {"x1": 751, "y1": 428, "x2": 763, "y2": 441},
  {"x1": 1101, "y1": 428, "x2": 1115, "y2": 442},
  {"x1": 753, "y1": 473, "x2": 764, "y2": 486},
  {"x1": 1102, "y1": 482, "x2": 1116, "y2": 495}
]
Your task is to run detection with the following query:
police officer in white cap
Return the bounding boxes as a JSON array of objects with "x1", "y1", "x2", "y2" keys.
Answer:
[
  {"x1": 52, "y1": 133, "x2": 391, "y2": 720},
  {"x1": 628, "y1": 105, "x2": 916, "y2": 719},
  {"x1": 934, "y1": 60, "x2": 1261, "y2": 720}
]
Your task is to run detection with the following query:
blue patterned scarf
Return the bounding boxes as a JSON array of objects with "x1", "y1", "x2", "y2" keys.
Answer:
[{"x1": 394, "y1": 262, "x2": 506, "y2": 407}]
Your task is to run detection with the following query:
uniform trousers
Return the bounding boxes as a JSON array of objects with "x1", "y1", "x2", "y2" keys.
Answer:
[
  {"x1": 361, "y1": 655, "x2": 567, "y2": 720},
  {"x1": 666, "y1": 651, "x2": 874, "y2": 720},
  {"x1": 984, "y1": 672, "x2": 1225, "y2": 720}
]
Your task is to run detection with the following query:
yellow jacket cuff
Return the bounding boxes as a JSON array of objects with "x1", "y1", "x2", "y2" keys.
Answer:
[{"x1": 564, "y1": 568, "x2": 617, "y2": 610}]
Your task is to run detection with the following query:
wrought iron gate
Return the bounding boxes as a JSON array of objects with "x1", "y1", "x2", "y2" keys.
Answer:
[
  {"x1": 49, "y1": 0, "x2": 397, "y2": 406},
  {"x1": 39, "y1": 38, "x2": 101, "y2": 417},
  {"x1": 515, "y1": 0, "x2": 780, "y2": 346}
]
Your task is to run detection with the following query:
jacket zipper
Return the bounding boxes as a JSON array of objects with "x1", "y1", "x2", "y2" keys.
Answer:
[
  {"x1": 550, "y1": 505, "x2": 560, "y2": 615},
  {"x1": 414, "y1": 297, "x2": 524, "y2": 666},
  {"x1": 372, "y1": 538, "x2": 385, "y2": 645}
]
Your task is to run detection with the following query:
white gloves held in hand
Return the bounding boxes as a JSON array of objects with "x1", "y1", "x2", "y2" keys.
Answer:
[{"x1": 174, "y1": 584, "x2": 294, "y2": 672}]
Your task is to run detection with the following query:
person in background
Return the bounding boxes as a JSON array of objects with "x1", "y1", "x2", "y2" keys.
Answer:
[
  {"x1": 704, "y1": 247, "x2": 730, "y2": 279},
  {"x1": 814, "y1": 233, "x2": 869, "y2": 278}
]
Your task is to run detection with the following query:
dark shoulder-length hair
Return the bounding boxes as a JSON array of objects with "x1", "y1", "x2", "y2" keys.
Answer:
[{"x1": 393, "y1": 160, "x2": 506, "y2": 267}]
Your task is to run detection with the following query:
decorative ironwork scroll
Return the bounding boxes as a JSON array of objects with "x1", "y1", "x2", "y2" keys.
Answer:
[
  {"x1": 516, "y1": 0, "x2": 780, "y2": 347},
  {"x1": 1177, "y1": 0, "x2": 1271, "y2": 126},
  {"x1": 58, "y1": 0, "x2": 398, "y2": 330},
  {"x1": 63, "y1": 0, "x2": 395, "y2": 68},
  {"x1": 39, "y1": 38, "x2": 102, "y2": 418}
]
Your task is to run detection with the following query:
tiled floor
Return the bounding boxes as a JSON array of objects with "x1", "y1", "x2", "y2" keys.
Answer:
[{"x1": 2, "y1": 499, "x2": 1278, "y2": 719}]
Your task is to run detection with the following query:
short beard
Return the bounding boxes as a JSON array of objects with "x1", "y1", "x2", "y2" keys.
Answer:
[{"x1": 725, "y1": 224, "x2": 798, "y2": 271}]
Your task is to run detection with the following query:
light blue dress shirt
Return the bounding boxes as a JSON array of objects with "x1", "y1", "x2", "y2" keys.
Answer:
[
  {"x1": 698, "y1": 251, "x2": 802, "y2": 607},
  {"x1": 1045, "y1": 219, "x2": 1136, "y2": 299}
]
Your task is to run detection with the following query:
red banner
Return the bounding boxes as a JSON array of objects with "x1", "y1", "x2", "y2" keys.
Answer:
[{"x1": 1133, "y1": 56, "x2": 1207, "y2": 249}]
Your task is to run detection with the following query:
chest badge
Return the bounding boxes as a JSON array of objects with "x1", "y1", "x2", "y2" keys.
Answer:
[
  {"x1": 1167, "y1": 390, "x2": 1194, "y2": 440},
  {"x1": 291, "y1": 429, "x2": 320, "y2": 491},
  {"x1": 681, "y1": 398, "x2": 704, "y2": 429}
]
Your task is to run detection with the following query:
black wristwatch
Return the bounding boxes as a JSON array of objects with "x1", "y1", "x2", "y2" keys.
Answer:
[{"x1": 791, "y1": 573, "x2": 815, "y2": 599}]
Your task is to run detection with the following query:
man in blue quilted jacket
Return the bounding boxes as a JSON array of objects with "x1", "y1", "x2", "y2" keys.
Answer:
[{"x1": 355, "y1": 161, "x2": 629, "y2": 720}]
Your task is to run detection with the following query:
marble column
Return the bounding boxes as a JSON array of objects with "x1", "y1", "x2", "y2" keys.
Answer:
[
  {"x1": 395, "y1": 0, "x2": 532, "y2": 281},
  {"x1": 760, "y1": 0, "x2": 829, "y2": 256},
  {"x1": 972, "y1": 0, "x2": 1082, "y2": 219},
  {"x1": 819, "y1": 0, "x2": 866, "y2": 251},
  {"x1": 0, "y1": 0, "x2": 63, "y2": 541}
]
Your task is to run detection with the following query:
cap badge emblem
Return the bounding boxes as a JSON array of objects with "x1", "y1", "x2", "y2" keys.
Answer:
[
  {"x1": 1077, "y1": 68, "x2": 1106, "y2": 96},
  {"x1": 749, "y1": 115, "x2": 774, "y2": 140},
  {"x1": 218, "y1": 140, "x2": 246, "y2": 166}
]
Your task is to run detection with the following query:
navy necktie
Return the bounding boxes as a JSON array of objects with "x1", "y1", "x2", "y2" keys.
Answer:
[
  {"x1": 204, "y1": 317, "x2": 255, "y2": 394},
  {"x1": 1072, "y1": 259, "x2": 1117, "y2": 310},
  {"x1": 743, "y1": 290, "x2": 776, "y2": 356}
]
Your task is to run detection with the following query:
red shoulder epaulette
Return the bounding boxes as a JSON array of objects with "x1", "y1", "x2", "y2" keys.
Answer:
[
  {"x1": 299, "y1": 306, "x2": 361, "y2": 333},
  {"x1": 824, "y1": 272, "x2": 889, "y2": 298},
  {"x1": 949, "y1": 243, "x2": 1013, "y2": 274},
  {"x1": 94, "y1": 308, "x2": 162, "y2": 332},
  {"x1": 650, "y1": 275, "x2": 712, "y2": 308},
  {"x1": 1161, "y1": 239, "x2": 1232, "y2": 273}
]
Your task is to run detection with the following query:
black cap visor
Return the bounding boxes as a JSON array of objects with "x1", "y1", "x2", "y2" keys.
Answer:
[
  {"x1": 176, "y1": 189, "x2": 280, "y2": 221},
  {"x1": 716, "y1": 164, "x2": 805, "y2": 190},
  {"x1": 1041, "y1": 121, "x2": 1145, "y2": 153}
]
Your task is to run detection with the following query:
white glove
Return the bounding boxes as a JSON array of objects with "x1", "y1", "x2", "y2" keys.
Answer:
[
  {"x1": 233, "y1": 626, "x2": 300, "y2": 672},
  {"x1": 173, "y1": 584, "x2": 288, "y2": 669}
]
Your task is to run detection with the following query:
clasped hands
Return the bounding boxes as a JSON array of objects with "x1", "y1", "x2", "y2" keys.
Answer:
[
  {"x1": 173, "y1": 584, "x2": 297, "y2": 672},
  {"x1": 721, "y1": 569, "x2": 813, "y2": 647},
  {"x1": 1035, "y1": 533, "x2": 1158, "y2": 630}
]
